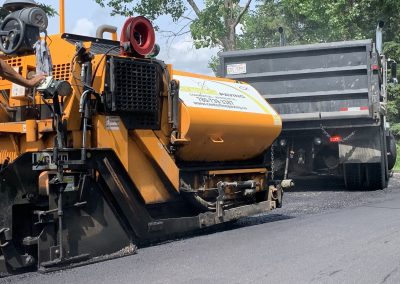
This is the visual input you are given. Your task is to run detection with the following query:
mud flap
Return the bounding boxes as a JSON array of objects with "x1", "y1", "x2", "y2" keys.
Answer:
[{"x1": 339, "y1": 127, "x2": 382, "y2": 164}]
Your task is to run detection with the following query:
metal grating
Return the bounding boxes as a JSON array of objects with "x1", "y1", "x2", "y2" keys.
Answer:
[
  {"x1": 5, "y1": 58, "x2": 22, "y2": 67},
  {"x1": 53, "y1": 63, "x2": 71, "y2": 81},
  {"x1": 90, "y1": 43, "x2": 120, "y2": 56},
  {"x1": 106, "y1": 56, "x2": 161, "y2": 129},
  {"x1": 113, "y1": 59, "x2": 158, "y2": 112},
  {"x1": 0, "y1": 59, "x2": 71, "y2": 82},
  {"x1": 62, "y1": 33, "x2": 120, "y2": 55}
]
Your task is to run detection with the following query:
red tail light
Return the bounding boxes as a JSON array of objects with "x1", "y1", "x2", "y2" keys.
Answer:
[{"x1": 329, "y1": 136, "x2": 342, "y2": 143}]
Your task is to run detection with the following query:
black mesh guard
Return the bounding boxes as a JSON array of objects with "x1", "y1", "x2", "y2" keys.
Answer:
[{"x1": 105, "y1": 56, "x2": 162, "y2": 130}]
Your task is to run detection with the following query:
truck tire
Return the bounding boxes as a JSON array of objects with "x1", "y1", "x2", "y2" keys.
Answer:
[
  {"x1": 365, "y1": 123, "x2": 389, "y2": 190},
  {"x1": 387, "y1": 133, "x2": 397, "y2": 170},
  {"x1": 366, "y1": 162, "x2": 387, "y2": 190},
  {"x1": 344, "y1": 163, "x2": 363, "y2": 190}
]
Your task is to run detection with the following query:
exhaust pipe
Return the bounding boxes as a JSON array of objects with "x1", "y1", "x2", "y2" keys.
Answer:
[
  {"x1": 96, "y1": 25, "x2": 118, "y2": 40},
  {"x1": 376, "y1": 21, "x2": 384, "y2": 55},
  {"x1": 278, "y1": 27, "x2": 286, "y2": 47}
]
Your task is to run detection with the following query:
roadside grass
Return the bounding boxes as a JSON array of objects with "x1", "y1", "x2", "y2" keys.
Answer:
[{"x1": 395, "y1": 144, "x2": 400, "y2": 171}]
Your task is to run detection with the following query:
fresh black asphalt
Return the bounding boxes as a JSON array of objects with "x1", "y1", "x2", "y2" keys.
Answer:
[{"x1": 3, "y1": 175, "x2": 400, "y2": 284}]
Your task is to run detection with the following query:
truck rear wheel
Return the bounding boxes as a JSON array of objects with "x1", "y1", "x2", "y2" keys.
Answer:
[
  {"x1": 343, "y1": 163, "x2": 363, "y2": 190},
  {"x1": 344, "y1": 162, "x2": 387, "y2": 190},
  {"x1": 365, "y1": 162, "x2": 387, "y2": 190}
]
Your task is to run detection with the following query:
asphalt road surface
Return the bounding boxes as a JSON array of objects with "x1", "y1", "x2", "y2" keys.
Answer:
[{"x1": 3, "y1": 175, "x2": 400, "y2": 284}]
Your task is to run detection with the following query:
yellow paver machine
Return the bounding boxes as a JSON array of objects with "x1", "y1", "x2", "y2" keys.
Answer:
[{"x1": 0, "y1": 0, "x2": 289, "y2": 274}]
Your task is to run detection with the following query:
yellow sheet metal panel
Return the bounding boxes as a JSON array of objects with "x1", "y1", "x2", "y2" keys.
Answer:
[
  {"x1": 0, "y1": 122, "x2": 26, "y2": 133},
  {"x1": 134, "y1": 129, "x2": 180, "y2": 191},
  {"x1": 25, "y1": 119, "x2": 37, "y2": 142},
  {"x1": 96, "y1": 115, "x2": 174, "y2": 204},
  {"x1": 173, "y1": 71, "x2": 282, "y2": 162}
]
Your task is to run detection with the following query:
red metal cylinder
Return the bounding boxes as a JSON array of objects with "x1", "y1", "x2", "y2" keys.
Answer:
[{"x1": 120, "y1": 16, "x2": 155, "y2": 56}]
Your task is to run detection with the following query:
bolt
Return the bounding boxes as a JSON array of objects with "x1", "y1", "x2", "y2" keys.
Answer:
[
  {"x1": 26, "y1": 193, "x2": 35, "y2": 201},
  {"x1": 24, "y1": 255, "x2": 35, "y2": 265}
]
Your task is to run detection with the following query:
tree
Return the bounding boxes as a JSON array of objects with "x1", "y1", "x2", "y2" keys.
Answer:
[
  {"x1": 276, "y1": 0, "x2": 400, "y2": 44},
  {"x1": 94, "y1": 0, "x2": 252, "y2": 51},
  {"x1": 237, "y1": 0, "x2": 400, "y2": 48},
  {"x1": 236, "y1": 0, "x2": 294, "y2": 50}
]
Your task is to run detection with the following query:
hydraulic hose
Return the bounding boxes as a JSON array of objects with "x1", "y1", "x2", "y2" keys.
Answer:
[{"x1": 79, "y1": 89, "x2": 101, "y2": 161}]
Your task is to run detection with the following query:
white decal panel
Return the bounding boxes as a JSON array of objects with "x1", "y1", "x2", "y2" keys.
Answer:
[{"x1": 174, "y1": 75, "x2": 280, "y2": 121}]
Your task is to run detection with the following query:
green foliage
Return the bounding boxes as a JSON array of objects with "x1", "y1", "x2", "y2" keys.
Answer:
[
  {"x1": 208, "y1": 55, "x2": 220, "y2": 74},
  {"x1": 279, "y1": 0, "x2": 372, "y2": 42},
  {"x1": 278, "y1": 0, "x2": 400, "y2": 43},
  {"x1": 94, "y1": 0, "x2": 186, "y2": 22},
  {"x1": 394, "y1": 143, "x2": 400, "y2": 171},
  {"x1": 191, "y1": 1, "x2": 225, "y2": 48},
  {"x1": 190, "y1": 1, "x2": 226, "y2": 48},
  {"x1": 238, "y1": 0, "x2": 400, "y2": 49},
  {"x1": 37, "y1": 3, "x2": 57, "y2": 17},
  {"x1": 387, "y1": 83, "x2": 400, "y2": 125},
  {"x1": 385, "y1": 42, "x2": 400, "y2": 63},
  {"x1": 384, "y1": 42, "x2": 400, "y2": 138},
  {"x1": 236, "y1": 1, "x2": 285, "y2": 49}
]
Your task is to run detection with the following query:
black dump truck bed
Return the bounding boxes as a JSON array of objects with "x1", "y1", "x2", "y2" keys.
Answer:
[{"x1": 219, "y1": 40, "x2": 382, "y2": 130}]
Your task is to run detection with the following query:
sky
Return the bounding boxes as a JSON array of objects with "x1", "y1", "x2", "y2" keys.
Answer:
[{"x1": 29, "y1": 0, "x2": 219, "y2": 75}]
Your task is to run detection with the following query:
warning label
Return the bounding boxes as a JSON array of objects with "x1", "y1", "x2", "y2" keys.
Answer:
[
  {"x1": 226, "y1": 63, "x2": 247, "y2": 75},
  {"x1": 11, "y1": 83, "x2": 26, "y2": 98},
  {"x1": 174, "y1": 75, "x2": 279, "y2": 118},
  {"x1": 106, "y1": 116, "x2": 120, "y2": 130}
]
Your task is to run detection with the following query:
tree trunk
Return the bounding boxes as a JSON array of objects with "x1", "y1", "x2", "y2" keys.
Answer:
[{"x1": 222, "y1": 0, "x2": 236, "y2": 51}]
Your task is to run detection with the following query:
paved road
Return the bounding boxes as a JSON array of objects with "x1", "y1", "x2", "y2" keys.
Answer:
[{"x1": 3, "y1": 175, "x2": 400, "y2": 284}]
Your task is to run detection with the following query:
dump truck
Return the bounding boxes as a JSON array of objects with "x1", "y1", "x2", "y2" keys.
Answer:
[
  {"x1": 0, "y1": 1, "x2": 287, "y2": 275},
  {"x1": 219, "y1": 23, "x2": 397, "y2": 190}
]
